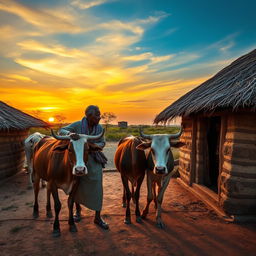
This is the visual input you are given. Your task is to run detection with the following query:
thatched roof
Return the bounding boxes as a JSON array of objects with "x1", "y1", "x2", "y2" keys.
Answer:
[
  {"x1": 0, "y1": 101, "x2": 49, "y2": 130},
  {"x1": 154, "y1": 49, "x2": 256, "y2": 124}
]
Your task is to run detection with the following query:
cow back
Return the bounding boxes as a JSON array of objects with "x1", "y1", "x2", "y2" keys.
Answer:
[
  {"x1": 114, "y1": 136, "x2": 147, "y2": 183},
  {"x1": 33, "y1": 137, "x2": 73, "y2": 187}
]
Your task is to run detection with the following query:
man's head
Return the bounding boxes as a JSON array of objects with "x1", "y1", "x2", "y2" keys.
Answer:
[{"x1": 85, "y1": 105, "x2": 101, "y2": 126}]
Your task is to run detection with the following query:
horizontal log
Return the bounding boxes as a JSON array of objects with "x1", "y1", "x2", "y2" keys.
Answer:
[
  {"x1": 226, "y1": 131, "x2": 256, "y2": 141},
  {"x1": 223, "y1": 156, "x2": 256, "y2": 166},
  {"x1": 220, "y1": 193, "x2": 256, "y2": 215},
  {"x1": 222, "y1": 161, "x2": 256, "y2": 179},
  {"x1": 179, "y1": 147, "x2": 191, "y2": 154},
  {"x1": 223, "y1": 143, "x2": 256, "y2": 160},
  {"x1": 220, "y1": 185, "x2": 256, "y2": 199},
  {"x1": 219, "y1": 172, "x2": 256, "y2": 199},
  {"x1": 0, "y1": 148, "x2": 25, "y2": 158},
  {"x1": 179, "y1": 171, "x2": 190, "y2": 184},
  {"x1": 0, "y1": 157, "x2": 25, "y2": 170},
  {"x1": 179, "y1": 153, "x2": 191, "y2": 161}
]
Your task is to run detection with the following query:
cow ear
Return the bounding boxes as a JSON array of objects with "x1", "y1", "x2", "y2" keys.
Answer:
[
  {"x1": 136, "y1": 142, "x2": 151, "y2": 151},
  {"x1": 53, "y1": 144, "x2": 69, "y2": 151},
  {"x1": 170, "y1": 141, "x2": 185, "y2": 148}
]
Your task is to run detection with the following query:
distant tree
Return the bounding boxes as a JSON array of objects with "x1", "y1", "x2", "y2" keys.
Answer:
[
  {"x1": 101, "y1": 112, "x2": 117, "y2": 131},
  {"x1": 54, "y1": 114, "x2": 67, "y2": 129}
]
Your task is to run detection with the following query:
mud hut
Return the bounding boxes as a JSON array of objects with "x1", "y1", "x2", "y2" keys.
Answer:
[
  {"x1": 154, "y1": 49, "x2": 256, "y2": 221},
  {"x1": 0, "y1": 101, "x2": 49, "y2": 179}
]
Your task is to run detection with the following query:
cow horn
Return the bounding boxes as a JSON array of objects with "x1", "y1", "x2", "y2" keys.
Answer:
[
  {"x1": 83, "y1": 128, "x2": 105, "y2": 141},
  {"x1": 167, "y1": 126, "x2": 183, "y2": 139},
  {"x1": 139, "y1": 127, "x2": 153, "y2": 140},
  {"x1": 51, "y1": 129, "x2": 70, "y2": 140}
]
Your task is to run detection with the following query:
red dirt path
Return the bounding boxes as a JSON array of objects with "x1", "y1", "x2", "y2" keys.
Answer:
[{"x1": 0, "y1": 171, "x2": 255, "y2": 256}]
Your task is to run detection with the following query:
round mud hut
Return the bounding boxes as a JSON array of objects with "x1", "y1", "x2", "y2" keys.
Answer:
[
  {"x1": 0, "y1": 101, "x2": 49, "y2": 179},
  {"x1": 154, "y1": 49, "x2": 256, "y2": 221}
]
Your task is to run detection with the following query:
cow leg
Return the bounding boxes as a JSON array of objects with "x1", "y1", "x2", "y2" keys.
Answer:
[
  {"x1": 33, "y1": 174, "x2": 40, "y2": 218},
  {"x1": 131, "y1": 183, "x2": 136, "y2": 204},
  {"x1": 25, "y1": 147, "x2": 32, "y2": 189},
  {"x1": 121, "y1": 175, "x2": 132, "y2": 224},
  {"x1": 51, "y1": 184, "x2": 62, "y2": 237},
  {"x1": 122, "y1": 186, "x2": 126, "y2": 208},
  {"x1": 155, "y1": 175, "x2": 171, "y2": 229},
  {"x1": 41, "y1": 179, "x2": 46, "y2": 188},
  {"x1": 46, "y1": 182, "x2": 53, "y2": 218},
  {"x1": 153, "y1": 182, "x2": 157, "y2": 209},
  {"x1": 142, "y1": 172, "x2": 153, "y2": 219},
  {"x1": 68, "y1": 196, "x2": 77, "y2": 232},
  {"x1": 134, "y1": 174, "x2": 145, "y2": 223},
  {"x1": 74, "y1": 203, "x2": 82, "y2": 222}
]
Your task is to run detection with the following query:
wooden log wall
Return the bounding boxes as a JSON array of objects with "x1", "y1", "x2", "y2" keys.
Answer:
[
  {"x1": 219, "y1": 112, "x2": 256, "y2": 215},
  {"x1": 194, "y1": 118, "x2": 209, "y2": 185},
  {"x1": 179, "y1": 117, "x2": 193, "y2": 184},
  {"x1": 0, "y1": 129, "x2": 29, "y2": 179}
]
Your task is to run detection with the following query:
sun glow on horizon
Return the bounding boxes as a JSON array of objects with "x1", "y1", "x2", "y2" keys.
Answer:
[{"x1": 48, "y1": 117, "x2": 55, "y2": 122}]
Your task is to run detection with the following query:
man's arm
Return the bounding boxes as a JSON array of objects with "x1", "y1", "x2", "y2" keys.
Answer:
[{"x1": 59, "y1": 121, "x2": 81, "y2": 135}]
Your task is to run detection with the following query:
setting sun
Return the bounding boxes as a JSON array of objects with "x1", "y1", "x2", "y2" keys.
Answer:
[{"x1": 48, "y1": 117, "x2": 55, "y2": 123}]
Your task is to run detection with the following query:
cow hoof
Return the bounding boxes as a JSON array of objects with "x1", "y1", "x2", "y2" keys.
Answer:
[
  {"x1": 33, "y1": 212, "x2": 39, "y2": 219},
  {"x1": 136, "y1": 216, "x2": 143, "y2": 223},
  {"x1": 122, "y1": 203, "x2": 126, "y2": 208},
  {"x1": 52, "y1": 229, "x2": 61, "y2": 237},
  {"x1": 156, "y1": 221, "x2": 165, "y2": 229},
  {"x1": 74, "y1": 214, "x2": 81, "y2": 223},
  {"x1": 141, "y1": 214, "x2": 147, "y2": 219},
  {"x1": 124, "y1": 218, "x2": 131, "y2": 224},
  {"x1": 27, "y1": 185, "x2": 32, "y2": 190},
  {"x1": 69, "y1": 224, "x2": 78, "y2": 233},
  {"x1": 46, "y1": 211, "x2": 53, "y2": 218}
]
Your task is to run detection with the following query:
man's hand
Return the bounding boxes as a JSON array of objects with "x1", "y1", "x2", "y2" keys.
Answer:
[{"x1": 69, "y1": 133, "x2": 80, "y2": 141}]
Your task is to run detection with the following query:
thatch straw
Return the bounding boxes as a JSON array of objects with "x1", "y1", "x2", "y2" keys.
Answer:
[
  {"x1": 154, "y1": 49, "x2": 256, "y2": 124},
  {"x1": 0, "y1": 101, "x2": 49, "y2": 130}
]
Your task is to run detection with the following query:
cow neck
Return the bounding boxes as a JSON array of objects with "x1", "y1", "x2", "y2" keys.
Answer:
[{"x1": 146, "y1": 151, "x2": 155, "y2": 171}]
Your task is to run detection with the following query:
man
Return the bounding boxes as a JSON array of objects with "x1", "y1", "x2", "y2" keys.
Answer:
[{"x1": 59, "y1": 105, "x2": 109, "y2": 230}]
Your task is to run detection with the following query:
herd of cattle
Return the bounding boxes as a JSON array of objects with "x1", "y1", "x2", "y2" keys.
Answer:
[{"x1": 24, "y1": 127, "x2": 183, "y2": 236}]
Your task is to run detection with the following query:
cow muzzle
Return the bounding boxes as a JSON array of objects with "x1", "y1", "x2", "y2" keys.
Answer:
[
  {"x1": 73, "y1": 166, "x2": 88, "y2": 176},
  {"x1": 154, "y1": 166, "x2": 167, "y2": 175}
]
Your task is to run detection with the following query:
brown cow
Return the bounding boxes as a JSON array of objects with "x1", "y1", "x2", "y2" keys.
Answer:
[
  {"x1": 32, "y1": 129, "x2": 104, "y2": 237},
  {"x1": 114, "y1": 136, "x2": 147, "y2": 224}
]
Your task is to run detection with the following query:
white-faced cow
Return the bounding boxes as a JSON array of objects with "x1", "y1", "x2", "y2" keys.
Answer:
[
  {"x1": 137, "y1": 127, "x2": 184, "y2": 228},
  {"x1": 114, "y1": 136, "x2": 147, "y2": 224},
  {"x1": 32, "y1": 129, "x2": 104, "y2": 237},
  {"x1": 24, "y1": 132, "x2": 46, "y2": 188}
]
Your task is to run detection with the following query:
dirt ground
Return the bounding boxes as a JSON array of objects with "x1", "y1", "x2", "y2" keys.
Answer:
[{"x1": 0, "y1": 143, "x2": 256, "y2": 256}]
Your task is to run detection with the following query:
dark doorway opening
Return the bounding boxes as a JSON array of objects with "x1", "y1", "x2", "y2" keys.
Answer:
[{"x1": 206, "y1": 116, "x2": 221, "y2": 193}]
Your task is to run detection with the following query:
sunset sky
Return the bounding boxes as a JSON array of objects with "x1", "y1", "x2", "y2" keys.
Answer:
[{"x1": 0, "y1": 0, "x2": 255, "y2": 124}]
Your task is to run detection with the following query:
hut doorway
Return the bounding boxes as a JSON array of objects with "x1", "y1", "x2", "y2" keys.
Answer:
[{"x1": 205, "y1": 116, "x2": 221, "y2": 193}]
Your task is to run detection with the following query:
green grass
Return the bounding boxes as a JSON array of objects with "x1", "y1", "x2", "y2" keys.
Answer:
[{"x1": 29, "y1": 124, "x2": 181, "y2": 142}]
